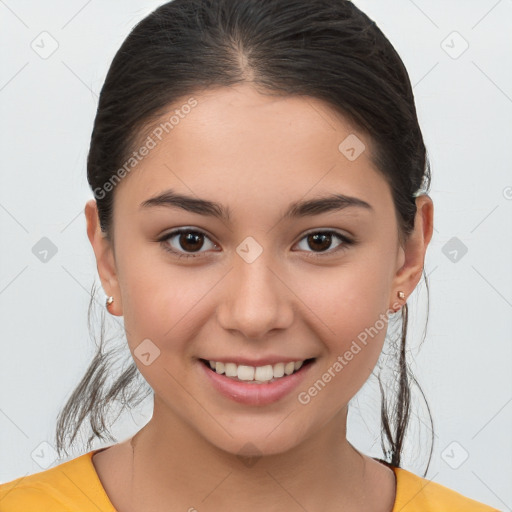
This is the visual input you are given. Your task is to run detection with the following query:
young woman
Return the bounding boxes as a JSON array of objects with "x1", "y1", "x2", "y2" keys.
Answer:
[{"x1": 0, "y1": 0, "x2": 501, "y2": 510}]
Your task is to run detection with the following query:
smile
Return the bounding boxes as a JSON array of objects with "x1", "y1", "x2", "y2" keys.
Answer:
[
  {"x1": 201, "y1": 358, "x2": 315, "y2": 383},
  {"x1": 198, "y1": 357, "x2": 316, "y2": 405}
]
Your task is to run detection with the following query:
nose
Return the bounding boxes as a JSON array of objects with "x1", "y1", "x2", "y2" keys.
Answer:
[{"x1": 216, "y1": 249, "x2": 293, "y2": 340}]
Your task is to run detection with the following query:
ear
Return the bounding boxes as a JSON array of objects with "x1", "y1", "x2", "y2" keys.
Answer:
[
  {"x1": 389, "y1": 194, "x2": 434, "y2": 311},
  {"x1": 85, "y1": 199, "x2": 123, "y2": 316}
]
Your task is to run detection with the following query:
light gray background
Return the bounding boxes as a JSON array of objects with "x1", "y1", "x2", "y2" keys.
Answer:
[{"x1": 1, "y1": 1, "x2": 511, "y2": 509}]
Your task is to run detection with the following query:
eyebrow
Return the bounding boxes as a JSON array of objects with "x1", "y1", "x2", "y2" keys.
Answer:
[{"x1": 140, "y1": 189, "x2": 373, "y2": 221}]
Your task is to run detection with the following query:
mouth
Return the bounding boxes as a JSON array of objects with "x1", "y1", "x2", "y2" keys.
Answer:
[
  {"x1": 198, "y1": 356, "x2": 317, "y2": 406},
  {"x1": 199, "y1": 357, "x2": 316, "y2": 384}
]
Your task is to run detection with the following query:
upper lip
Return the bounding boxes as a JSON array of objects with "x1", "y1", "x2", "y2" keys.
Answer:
[{"x1": 199, "y1": 356, "x2": 315, "y2": 367}]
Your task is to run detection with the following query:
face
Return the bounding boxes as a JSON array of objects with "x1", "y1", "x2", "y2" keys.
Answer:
[{"x1": 86, "y1": 83, "x2": 432, "y2": 457}]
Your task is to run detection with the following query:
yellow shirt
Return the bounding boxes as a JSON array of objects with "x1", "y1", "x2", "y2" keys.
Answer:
[{"x1": 0, "y1": 451, "x2": 500, "y2": 511}]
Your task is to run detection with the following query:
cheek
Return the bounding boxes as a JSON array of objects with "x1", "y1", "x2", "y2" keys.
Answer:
[
  {"x1": 295, "y1": 259, "x2": 392, "y2": 401},
  {"x1": 116, "y1": 246, "x2": 216, "y2": 355},
  {"x1": 299, "y1": 254, "x2": 391, "y2": 337}
]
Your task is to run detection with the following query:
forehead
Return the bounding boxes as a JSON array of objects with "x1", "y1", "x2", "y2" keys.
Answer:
[{"x1": 114, "y1": 83, "x2": 392, "y2": 219}]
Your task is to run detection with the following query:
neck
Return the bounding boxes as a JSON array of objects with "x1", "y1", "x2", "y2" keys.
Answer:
[{"x1": 125, "y1": 399, "x2": 370, "y2": 512}]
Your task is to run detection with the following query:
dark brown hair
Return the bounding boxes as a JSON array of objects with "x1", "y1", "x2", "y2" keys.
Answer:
[{"x1": 55, "y1": 0, "x2": 433, "y2": 475}]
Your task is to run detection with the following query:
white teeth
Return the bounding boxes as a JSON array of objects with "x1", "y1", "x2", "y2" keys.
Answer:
[
  {"x1": 224, "y1": 362, "x2": 238, "y2": 377},
  {"x1": 237, "y1": 365, "x2": 255, "y2": 381},
  {"x1": 273, "y1": 362, "x2": 285, "y2": 378},
  {"x1": 207, "y1": 359, "x2": 310, "y2": 382},
  {"x1": 284, "y1": 362, "x2": 295, "y2": 375},
  {"x1": 254, "y1": 365, "x2": 274, "y2": 382}
]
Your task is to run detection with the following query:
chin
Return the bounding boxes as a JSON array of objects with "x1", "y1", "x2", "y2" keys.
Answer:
[{"x1": 200, "y1": 424, "x2": 308, "y2": 462}]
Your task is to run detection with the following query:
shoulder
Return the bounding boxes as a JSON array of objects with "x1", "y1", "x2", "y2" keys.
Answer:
[
  {"x1": 0, "y1": 451, "x2": 115, "y2": 512},
  {"x1": 393, "y1": 466, "x2": 501, "y2": 512}
]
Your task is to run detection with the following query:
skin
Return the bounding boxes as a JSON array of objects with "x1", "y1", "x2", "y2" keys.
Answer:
[{"x1": 85, "y1": 83, "x2": 433, "y2": 512}]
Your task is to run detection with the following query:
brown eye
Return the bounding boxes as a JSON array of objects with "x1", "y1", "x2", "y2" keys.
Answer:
[
  {"x1": 177, "y1": 231, "x2": 204, "y2": 251},
  {"x1": 307, "y1": 233, "x2": 332, "y2": 251},
  {"x1": 158, "y1": 229, "x2": 218, "y2": 259},
  {"x1": 295, "y1": 230, "x2": 354, "y2": 257}
]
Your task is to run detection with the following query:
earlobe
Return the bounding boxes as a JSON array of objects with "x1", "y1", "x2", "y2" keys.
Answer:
[
  {"x1": 389, "y1": 194, "x2": 434, "y2": 310},
  {"x1": 84, "y1": 199, "x2": 122, "y2": 315}
]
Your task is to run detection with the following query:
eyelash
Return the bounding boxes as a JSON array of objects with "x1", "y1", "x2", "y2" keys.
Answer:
[{"x1": 157, "y1": 228, "x2": 355, "y2": 260}]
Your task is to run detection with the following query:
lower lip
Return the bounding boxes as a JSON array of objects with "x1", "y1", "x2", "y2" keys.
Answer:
[{"x1": 198, "y1": 359, "x2": 315, "y2": 406}]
